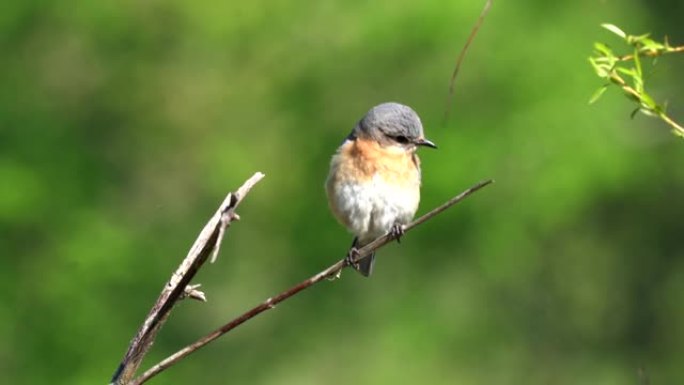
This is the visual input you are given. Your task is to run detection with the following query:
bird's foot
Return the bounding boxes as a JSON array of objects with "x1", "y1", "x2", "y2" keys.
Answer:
[
  {"x1": 390, "y1": 223, "x2": 406, "y2": 243},
  {"x1": 345, "y1": 247, "x2": 361, "y2": 268}
]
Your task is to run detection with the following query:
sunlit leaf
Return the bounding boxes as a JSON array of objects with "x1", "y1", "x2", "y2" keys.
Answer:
[
  {"x1": 627, "y1": 33, "x2": 651, "y2": 46},
  {"x1": 633, "y1": 49, "x2": 642, "y2": 77},
  {"x1": 589, "y1": 85, "x2": 609, "y2": 104},
  {"x1": 589, "y1": 57, "x2": 610, "y2": 77},
  {"x1": 633, "y1": 77, "x2": 644, "y2": 94},
  {"x1": 640, "y1": 38, "x2": 665, "y2": 52},
  {"x1": 640, "y1": 109, "x2": 658, "y2": 117},
  {"x1": 601, "y1": 23, "x2": 627, "y2": 39},
  {"x1": 593, "y1": 42, "x2": 614, "y2": 57},
  {"x1": 616, "y1": 67, "x2": 636, "y2": 78},
  {"x1": 633, "y1": 48, "x2": 644, "y2": 93},
  {"x1": 640, "y1": 91, "x2": 657, "y2": 110}
]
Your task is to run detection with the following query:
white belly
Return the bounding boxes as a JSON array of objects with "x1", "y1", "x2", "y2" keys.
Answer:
[{"x1": 330, "y1": 176, "x2": 419, "y2": 244}]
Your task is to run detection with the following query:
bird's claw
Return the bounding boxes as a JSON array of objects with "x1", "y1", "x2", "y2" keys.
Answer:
[
  {"x1": 345, "y1": 247, "x2": 361, "y2": 268},
  {"x1": 390, "y1": 223, "x2": 405, "y2": 243}
]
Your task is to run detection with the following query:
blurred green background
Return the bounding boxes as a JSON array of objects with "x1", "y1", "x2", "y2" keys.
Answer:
[{"x1": 2, "y1": 0, "x2": 684, "y2": 384}]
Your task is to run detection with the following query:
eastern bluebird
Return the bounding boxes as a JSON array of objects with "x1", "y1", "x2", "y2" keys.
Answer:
[{"x1": 326, "y1": 102, "x2": 436, "y2": 277}]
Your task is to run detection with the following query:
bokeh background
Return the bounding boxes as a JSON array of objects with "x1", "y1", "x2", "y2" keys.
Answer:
[{"x1": 2, "y1": 0, "x2": 684, "y2": 384}]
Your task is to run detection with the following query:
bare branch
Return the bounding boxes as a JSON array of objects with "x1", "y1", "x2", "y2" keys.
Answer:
[
  {"x1": 443, "y1": 0, "x2": 492, "y2": 125},
  {"x1": 110, "y1": 172, "x2": 265, "y2": 385},
  {"x1": 131, "y1": 179, "x2": 494, "y2": 385}
]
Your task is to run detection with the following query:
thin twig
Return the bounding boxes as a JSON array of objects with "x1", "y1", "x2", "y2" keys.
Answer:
[
  {"x1": 110, "y1": 172, "x2": 265, "y2": 385},
  {"x1": 618, "y1": 45, "x2": 684, "y2": 61},
  {"x1": 131, "y1": 179, "x2": 494, "y2": 385},
  {"x1": 609, "y1": 73, "x2": 684, "y2": 136},
  {"x1": 443, "y1": 0, "x2": 492, "y2": 125},
  {"x1": 660, "y1": 112, "x2": 684, "y2": 135}
]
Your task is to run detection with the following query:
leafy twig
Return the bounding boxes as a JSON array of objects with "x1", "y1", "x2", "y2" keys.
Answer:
[{"x1": 589, "y1": 23, "x2": 684, "y2": 137}]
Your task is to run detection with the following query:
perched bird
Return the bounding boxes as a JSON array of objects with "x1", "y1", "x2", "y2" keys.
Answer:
[{"x1": 326, "y1": 102, "x2": 436, "y2": 276}]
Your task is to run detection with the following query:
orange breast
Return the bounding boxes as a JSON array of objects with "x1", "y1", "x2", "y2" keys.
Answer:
[{"x1": 329, "y1": 138, "x2": 421, "y2": 187}]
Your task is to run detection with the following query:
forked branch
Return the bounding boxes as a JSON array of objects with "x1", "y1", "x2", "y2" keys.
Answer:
[{"x1": 111, "y1": 172, "x2": 266, "y2": 385}]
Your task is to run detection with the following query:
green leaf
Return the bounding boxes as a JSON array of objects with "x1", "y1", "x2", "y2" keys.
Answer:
[
  {"x1": 633, "y1": 49, "x2": 642, "y2": 77},
  {"x1": 641, "y1": 108, "x2": 658, "y2": 117},
  {"x1": 616, "y1": 67, "x2": 636, "y2": 78},
  {"x1": 589, "y1": 57, "x2": 610, "y2": 78},
  {"x1": 627, "y1": 33, "x2": 651, "y2": 46},
  {"x1": 633, "y1": 48, "x2": 644, "y2": 93},
  {"x1": 640, "y1": 38, "x2": 665, "y2": 53},
  {"x1": 589, "y1": 85, "x2": 609, "y2": 104},
  {"x1": 601, "y1": 23, "x2": 627, "y2": 39},
  {"x1": 593, "y1": 42, "x2": 614, "y2": 57},
  {"x1": 633, "y1": 76, "x2": 644, "y2": 94},
  {"x1": 639, "y1": 91, "x2": 657, "y2": 110}
]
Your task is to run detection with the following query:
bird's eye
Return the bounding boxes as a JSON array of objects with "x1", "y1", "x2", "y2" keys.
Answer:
[{"x1": 394, "y1": 135, "x2": 409, "y2": 144}]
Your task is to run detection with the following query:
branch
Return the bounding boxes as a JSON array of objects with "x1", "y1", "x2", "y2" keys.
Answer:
[
  {"x1": 659, "y1": 111, "x2": 684, "y2": 136},
  {"x1": 608, "y1": 73, "x2": 684, "y2": 136},
  {"x1": 110, "y1": 172, "x2": 266, "y2": 385},
  {"x1": 131, "y1": 178, "x2": 494, "y2": 385},
  {"x1": 618, "y1": 44, "x2": 684, "y2": 61},
  {"x1": 590, "y1": 24, "x2": 684, "y2": 137},
  {"x1": 443, "y1": 0, "x2": 492, "y2": 125}
]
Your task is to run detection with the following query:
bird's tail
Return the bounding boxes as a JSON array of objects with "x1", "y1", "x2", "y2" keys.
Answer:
[
  {"x1": 356, "y1": 251, "x2": 375, "y2": 277},
  {"x1": 350, "y1": 237, "x2": 375, "y2": 277}
]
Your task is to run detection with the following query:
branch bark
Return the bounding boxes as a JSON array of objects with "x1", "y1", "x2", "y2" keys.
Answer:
[
  {"x1": 130, "y1": 178, "x2": 494, "y2": 385},
  {"x1": 110, "y1": 172, "x2": 266, "y2": 385}
]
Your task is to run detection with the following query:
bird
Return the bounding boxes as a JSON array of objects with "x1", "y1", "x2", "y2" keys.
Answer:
[{"x1": 325, "y1": 102, "x2": 436, "y2": 277}]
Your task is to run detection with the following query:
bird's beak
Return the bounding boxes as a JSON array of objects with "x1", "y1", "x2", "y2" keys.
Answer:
[{"x1": 415, "y1": 138, "x2": 437, "y2": 149}]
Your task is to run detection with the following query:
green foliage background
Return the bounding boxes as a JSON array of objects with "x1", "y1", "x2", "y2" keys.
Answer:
[{"x1": 2, "y1": 0, "x2": 683, "y2": 384}]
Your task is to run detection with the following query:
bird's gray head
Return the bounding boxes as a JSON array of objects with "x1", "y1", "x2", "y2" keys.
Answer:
[{"x1": 353, "y1": 102, "x2": 437, "y2": 149}]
